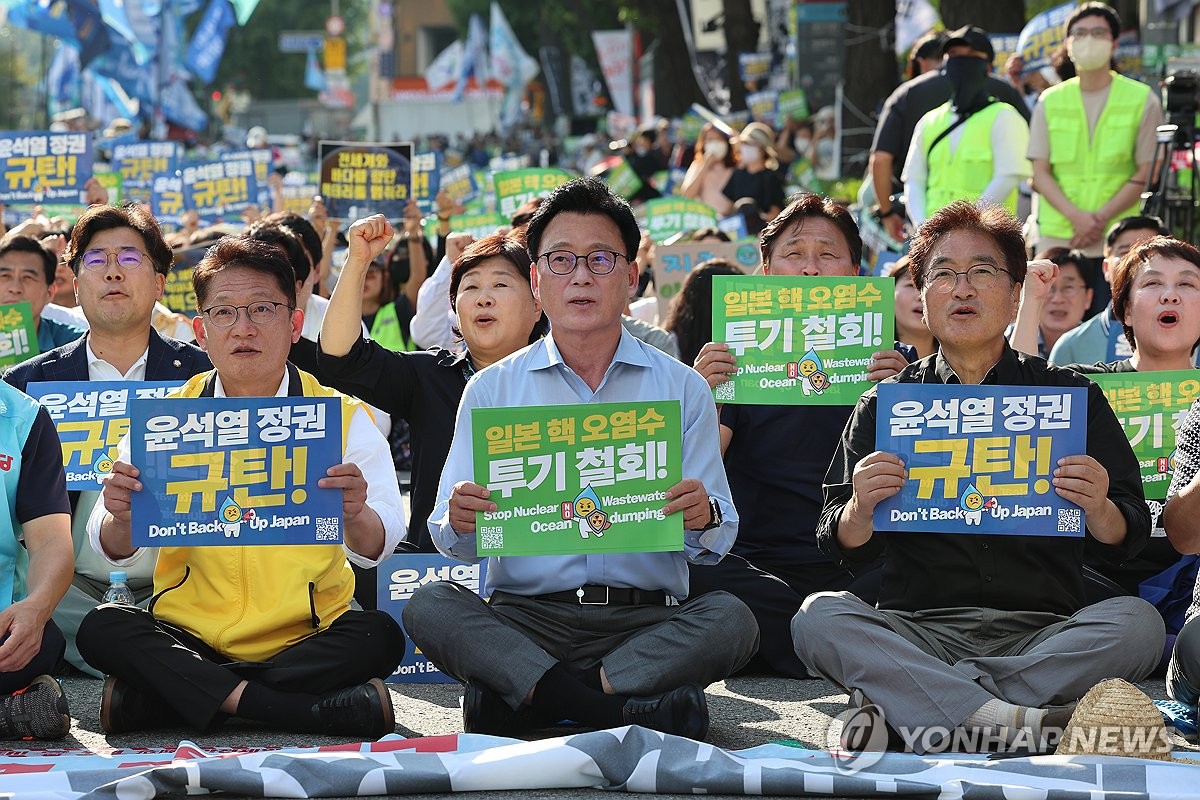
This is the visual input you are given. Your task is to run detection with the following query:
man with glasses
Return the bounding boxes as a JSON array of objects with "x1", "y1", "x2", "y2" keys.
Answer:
[
  {"x1": 1028, "y1": 2, "x2": 1162, "y2": 258},
  {"x1": 793, "y1": 201, "x2": 1160, "y2": 754},
  {"x1": 74, "y1": 236, "x2": 406, "y2": 738},
  {"x1": 403, "y1": 177, "x2": 757, "y2": 740},
  {"x1": 5, "y1": 204, "x2": 211, "y2": 678},
  {"x1": 0, "y1": 236, "x2": 84, "y2": 356}
]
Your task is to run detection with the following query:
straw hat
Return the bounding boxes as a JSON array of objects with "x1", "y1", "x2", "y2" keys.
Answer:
[{"x1": 1054, "y1": 679, "x2": 1173, "y2": 760}]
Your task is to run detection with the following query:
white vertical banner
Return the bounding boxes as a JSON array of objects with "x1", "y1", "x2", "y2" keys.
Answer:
[
  {"x1": 895, "y1": 0, "x2": 940, "y2": 56},
  {"x1": 592, "y1": 29, "x2": 635, "y2": 118}
]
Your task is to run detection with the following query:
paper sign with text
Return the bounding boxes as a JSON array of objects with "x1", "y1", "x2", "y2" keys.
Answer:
[
  {"x1": 181, "y1": 158, "x2": 258, "y2": 221},
  {"x1": 112, "y1": 141, "x2": 181, "y2": 193},
  {"x1": 874, "y1": 383, "x2": 1088, "y2": 536},
  {"x1": 711, "y1": 275, "x2": 892, "y2": 405},
  {"x1": 472, "y1": 401, "x2": 683, "y2": 556},
  {"x1": 1092, "y1": 370, "x2": 1200, "y2": 501},
  {"x1": 644, "y1": 197, "x2": 718, "y2": 243},
  {"x1": 440, "y1": 162, "x2": 480, "y2": 205},
  {"x1": 27, "y1": 381, "x2": 183, "y2": 489},
  {"x1": 319, "y1": 140, "x2": 413, "y2": 220},
  {"x1": 377, "y1": 552, "x2": 487, "y2": 684},
  {"x1": 0, "y1": 131, "x2": 91, "y2": 202},
  {"x1": 129, "y1": 396, "x2": 343, "y2": 547},
  {"x1": 0, "y1": 301, "x2": 38, "y2": 368},
  {"x1": 655, "y1": 241, "x2": 761, "y2": 324},
  {"x1": 220, "y1": 149, "x2": 274, "y2": 208},
  {"x1": 493, "y1": 167, "x2": 572, "y2": 220}
]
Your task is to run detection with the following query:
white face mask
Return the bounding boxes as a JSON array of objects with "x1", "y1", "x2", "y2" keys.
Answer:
[
  {"x1": 1070, "y1": 37, "x2": 1113, "y2": 72},
  {"x1": 740, "y1": 144, "x2": 762, "y2": 163},
  {"x1": 704, "y1": 139, "x2": 728, "y2": 158},
  {"x1": 793, "y1": 136, "x2": 811, "y2": 153}
]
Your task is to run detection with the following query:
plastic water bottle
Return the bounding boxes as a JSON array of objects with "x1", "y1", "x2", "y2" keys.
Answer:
[{"x1": 102, "y1": 571, "x2": 135, "y2": 605}]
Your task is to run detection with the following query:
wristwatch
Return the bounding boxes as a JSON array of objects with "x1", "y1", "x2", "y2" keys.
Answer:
[
  {"x1": 871, "y1": 205, "x2": 901, "y2": 222},
  {"x1": 699, "y1": 498, "x2": 723, "y2": 531}
]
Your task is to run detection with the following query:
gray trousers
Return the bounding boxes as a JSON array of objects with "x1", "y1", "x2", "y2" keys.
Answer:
[
  {"x1": 793, "y1": 591, "x2": 1163, "y2": 753},
  {"x1": 403, "y1": 581, "x2": 759, "y2": 709},
  {"x1": 1167, "y1": 614, "x2": 1200, "y2": 705}
]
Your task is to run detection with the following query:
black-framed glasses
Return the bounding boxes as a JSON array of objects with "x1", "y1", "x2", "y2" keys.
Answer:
[
  {"x1": 1068, "y1": 26, "x2": 1113, "y2": 40},
  {"x1": 201, "y1": 301, "x2": 292, "y2": 327},
  {"x1": 539, "y1": 249, "x2": 626, "y2": 276},
  {"x1": 79, "y1": 247, "x2": 147, "y2": 271},
  {"x1": 924, "y1": 264, "x2": 1012, "y2": 294}
]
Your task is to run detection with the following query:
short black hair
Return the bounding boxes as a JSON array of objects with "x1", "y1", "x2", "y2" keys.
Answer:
[
  {"x1": 261, "y1": 211, "x2": 323, "y2": 266},
  {"x1": 0, "y1": 235, "x2": 56, "y2": 284},
  {"x1": 759, "y1": 192, "x2": 863, "y2": 267},
  {"x1": 524, "y1": 177, "x2": 640, "y2": 262},
  {"x1": 1105, "y1": 215, "x2": 1170, "y2": 251},
  {"x1": 1064, "y1": 2, "x2": 1120, "y2": 40},
  {"x1": 66, "y1": 203, "x2": 172, "y2": 277},
  {"x1": 246, "y1": 221, "x2": 309, "y2": 284},
  {"x1": 193, "y1": 236, "x2": 297, "y2": 311}
]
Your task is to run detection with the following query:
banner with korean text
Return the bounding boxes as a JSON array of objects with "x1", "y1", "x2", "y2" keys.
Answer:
[
  {"x1": 655, "y1": 241, "x2": 761, "y2": 323},
  {"x1": 112, "y1": 141, "x2": 180, "y2": 200},
  {"x1": 493, "y1": 168, "x2": 572, "y2": 220},
  {"x1": 129, "y1": 396, "x2": 342, "y2": 547},
  {"x1": 181, "y1": 158, "x2": 258, "y2": 221},
  {"x1": 318, "y1": 140, "x2": 412, "y2": 220},
  {"x1": 0, "y1": 301, "x2": 38, "y2": 368},
  {"x1": 644, "y1": 197, "x2": 719, "y2": 243},
  {"x1": 0, "y1": 131, "x2": 91, "y2": 202},
  {"x1": 28, "y1": 381, "x2": 183, "y2": 490},
  {"x1": 711, "y1": 275, "x2": 891, "y2": 405},
  {"x1": 874, "y1": 384, "x2": 1088, "y2": 536},
  {"x1": 377, "y1": 552, "x2": 487, "y2": 684},
  {"x1": 441, "y1": 162, "x2": 480, "y2": 206},
  {"x1": 1092, "y1": 370, "x2": 1200, "y2": 501},
  {"x1": 220, "y1": 149, "x2": 274, "y2": 208},
  {"x1": 472, "y1": 401, "x2": 682, "y2": 556}
]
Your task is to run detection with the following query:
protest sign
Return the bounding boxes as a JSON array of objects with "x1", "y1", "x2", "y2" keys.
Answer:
[
  {"x1": 746, "y1": 89, "x2": 779, "y2": 125},
  {"x1": 412, "y1": 150, "x2": 441, "y2": 214},
  {"x1": 777, "y1": 88, "x2": 810, "y2": 122},
  {"x1": 604, "y1": 157, "x2": 643, "y2": 199},
  {"x1": 112, "y1": 141, "x2": 180, "y2": 195},
  {"x1": 440, "y1": 162, "x2": 480, "y2": 206},
  {"x1": 1017, "y1": 2, "x2": 1074, "y2": 72},
  {"x1": 448, "y1": 211, "x2": 505, "y2": 240},
  {"x1": 0, "y1": 131, "x2": 91, "y2": 202},
  {"x1": 279, "y1": 183, "x2": 320, "y2": 215},
  {"x1": 318, "y1": 140, "x2": 413, "y2": 220},
  {"x1": 27, "y1": 381, "x2": 183, "y2": 489},
  {"x1": 493, "y1": 167, "x2": 572, "y2": 220},
  {"x1": 181, "y1": 158, "x2": 258, "y2": 220},
  {"x1": 655, "y1": 240, "x2": 761, "y2": 323},
  {"x1": 710, "y1": 275, "x2": 891, "y2": 405},
  {"x1": 129, "y1": 396, "x2": 343, "y2": 547},
  {"x1": 644, "y1": 197, "x2": 719, "y2": 243},
  {"x1": 0, "y1": 301, "x2": 38, "y2": 368},
  {"x1": 377, "y1": 553, "x2": 487, "y2": 684},
  {"x1": 162, "y1": 245, "x2": 207, "y2": 314},
  {"x1": 221, "y1": 149, "x2": 273, "y2": 208},
  {"x1": 874, "y1": 384, "x2": 1088, "y2": 536},
  {"x1": 472, "y1": 401, "x2": 682, "y2": 556},
  {"x1": 151, "y1": 173, "x2": 185, "y2": 227},
  {"x1": 1093, "y1": 370, "x2": 1200, "y2": 501},
  {"x1": 738, "y1": 52, "x2": 772, "y2": 84}
]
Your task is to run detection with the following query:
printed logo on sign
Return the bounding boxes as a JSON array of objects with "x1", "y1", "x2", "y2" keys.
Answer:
[
  {"x1": 960, "y1": 484, "x2": 997, "y2": 526},
  {"x1": 787, "y1": 349, "x2": 830, "y2": 395},
  {"x1": 93, "y1": 452, "x2": 115, "y2": 480},
  {"x1": 218, "y1": 495, "x2": 253, "y2": 538},
  {"x1": 559, "y1": 484, "x2": 612, "y2": 539}
]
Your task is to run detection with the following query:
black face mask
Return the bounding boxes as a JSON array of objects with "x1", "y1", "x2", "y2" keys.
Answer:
[{"x1": 943, "y1": 56, "x2": 989, "y2": 113}]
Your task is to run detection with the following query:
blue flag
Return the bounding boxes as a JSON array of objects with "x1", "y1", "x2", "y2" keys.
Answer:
[
  {"x1": 453, "y1": 13, "x2": 487, "y2": 103},
  {"x1": 185, "y1": 0, "x2": 236, "y2": 85},
  {"x1": 305, "y1": 47, "x2": 326, "y2": 92},
  {"x1": 161, "y1": 77, "x2": 207, "y2": 132},
  {"x1": 98, "y1": 0, "x2": 151, "y2": 65},
  {"x1": 46, "y1": 42, "x2": 81, "y2": 117}
]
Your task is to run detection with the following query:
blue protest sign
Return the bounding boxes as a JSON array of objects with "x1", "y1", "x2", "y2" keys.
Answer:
[
  {"x1": 440, "y1": 162, "x2": 479, "y2": 205},
  {"x1": 129, "y1": 396, "x2": 343, "y2": 547},
  {"x1": 112, "y1": 141, "x2": 181, "y2": 193},
  {"x1": 412, "y1": 150, "x2": 442, "y2": 214},
  {"x1": 377, "y1": 553, "x2": 487, "y2": 683},
  {"x1": 1017, "y1": 2, "x2": 1074, "y2": 72},
  {"x1": 220, "y1": 149, "x2": 273, "y2": 208},
  {"x1": 27, "y1": 381, "x2": 183, "y2": 490},
  {"x1": 318, "y1": 140, "x2": 413, "y2": 220},
  {"x1": 151, "y1": 173, "x2": 185, "y2": 227},
  {"x1": 874, "y1": 384, "x2": 1088, "y2": 536},
  {"x1": 0, "y1": 132, "x2": 92, "y2": 203},
  {"x1": 181, "y1": 158, "x2": 258, "y2": 221}
]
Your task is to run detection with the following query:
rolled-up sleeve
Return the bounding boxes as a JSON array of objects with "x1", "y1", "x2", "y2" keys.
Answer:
[
  {"x1": 817, "y1": 391, "x2": 887, "y2": 568},
  {"x1": 428, "y1": 374, "x2": 488, "y2": 563},
  {"x1": 680, "y1": 373, "x2": 737, "y2": 564}
]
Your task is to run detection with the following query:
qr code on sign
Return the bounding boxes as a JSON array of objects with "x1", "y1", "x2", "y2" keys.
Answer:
[
  {"x1": 714, "y1": 381, "x2": 734, "y2": 402},
  {"x1": 1057, "y1": 508, "x2": 1082, "y2": 533},
  {"x1": 481, "y1": 530, "x2": 504, "y2": 550},
  {"x1": 315, "y1": 517, "x2": 340, "y2": 541}
]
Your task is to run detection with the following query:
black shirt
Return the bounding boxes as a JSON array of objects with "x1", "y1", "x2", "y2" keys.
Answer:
[
  {"x1": 722, "y1": 167, "x2": 785, "y2": 214},
  {"x1": 17, "y1": 408, "x2": 71, "y2": 524},
  {"x1": 872, "y1": 71, "x2": 1031, "y2": 184},
  {"x1": 316, "y1": 335, "x2": 467, "y2": 551},
  {"x1": 818, "y1": 345, "x2": 1149, "y2": 616}
]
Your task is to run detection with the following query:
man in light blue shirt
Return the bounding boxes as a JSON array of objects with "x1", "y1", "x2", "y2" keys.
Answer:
[{"x1": 404, "y1": 178, "x2": 757, "y2": 741}]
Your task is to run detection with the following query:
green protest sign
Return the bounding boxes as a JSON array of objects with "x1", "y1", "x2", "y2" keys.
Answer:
[
  {"x1": 1092, "y1": 370, "x2": 1200, "y2": 500},
  {"x1": 450, "y1": 211, "x2": 506, "y2": 240},
  {"x1": 493, "y1": 168, "x2": 573, "y2": 220},
  {"x1": 711, "y1": 275, "x2": 892, "y2": 405},
  {"x1": 472, "y1": 401, "x2": 683, "y2": 556},
  {"x1": 778, "y1": 89, "x2": 810, "y2": 121},
  {"x1": 604, "y1": 158, "x2": 643, "y2": 199},
  {"x1": 0, "y1": 301, "x2": 38, "y2": 368},
  {"x1": 644, "y1": 197, "x2": 719, "y2": 243}
]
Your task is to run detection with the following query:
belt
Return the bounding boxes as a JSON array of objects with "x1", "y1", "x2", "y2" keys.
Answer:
[{"x1": 534, "y1": 585, "x2": 671, "y2": 606}]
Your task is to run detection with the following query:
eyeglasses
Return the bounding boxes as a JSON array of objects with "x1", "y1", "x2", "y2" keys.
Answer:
[
  {"x1": 539, "y1": 250, "x2": 626, "y2": 276},
  {"x1": 1049, "y1": 282, "x2": 1086, "y2": 298},
  {"x1": 924, "y1": 264, "x2": 1012, "y2": 294},
  {"x1": 79, "y1": 247, "x2": 148, "y2": 271},
  {"x1": 201, "y1": 301, "x2": 292, "y2": 327},
  {"x1": 1069, "y1": 27, "x2": 1113, "y2": 40}
]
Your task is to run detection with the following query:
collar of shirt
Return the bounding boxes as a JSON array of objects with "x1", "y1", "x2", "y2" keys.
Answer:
[
  {"x1": 211, "y1": 370, "x2": 289, "y2": 398},
  {"x1": 86, "y1": 337, "x2": 150, "y2": 381},
  {"x1": 930, "y1": 343, "x2": 1020, "y2": 385},
  {"x1": 531, "y1": 328, "x2": 654, "y2": 374}
]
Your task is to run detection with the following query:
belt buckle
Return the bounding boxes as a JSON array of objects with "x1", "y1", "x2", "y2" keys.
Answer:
[{"x1": 577, "y1": 586, "x2": 608, "y2": 605}]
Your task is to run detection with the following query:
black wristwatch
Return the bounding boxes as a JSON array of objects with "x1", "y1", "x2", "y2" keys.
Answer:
[
  {"x1": 871, "y1": 205, "x2": 901, "y2": 222},
  {"x1": 699, "y1": 498, "x2": 723, "y2": 531}
]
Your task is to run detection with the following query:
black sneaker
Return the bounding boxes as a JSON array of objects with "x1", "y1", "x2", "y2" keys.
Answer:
[
  {"x1": 0, "y1": 675, "x2": 70, "y2": 740},
  {"x1": 311, "y1": 678, "x2": 395, "y2": 739},
  {"x1": 101, "y1": 676, "x2": 173, "y2": 734},
  {"x1": 462, "y1": 681, "x2": 547, "y2": 734},
  {"x1": 621, "y1": 684, "x2": 709, "y2": 740}
]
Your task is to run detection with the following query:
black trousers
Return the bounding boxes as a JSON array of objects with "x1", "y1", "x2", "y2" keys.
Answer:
[
  {"x1": 76, "y1": 604, "x2": 405, "y2": 730},
  {"x1": 0, "y1": 620, "x2": 65, "y2": 694}
]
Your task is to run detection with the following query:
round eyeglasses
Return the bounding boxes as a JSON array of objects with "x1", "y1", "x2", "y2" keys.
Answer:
[
  {"x1": 924, "y1": 264, "x2": 1012, "y2": 294},
  {"x1": 539, "y1": 250, "x2": 627, "y2": 276},
  {"x1": 79, "y1": 247, "x2": 148, "y2": 271},
  {"x1": 201, "y1": 301, "x2": 292, "y2": 327}
]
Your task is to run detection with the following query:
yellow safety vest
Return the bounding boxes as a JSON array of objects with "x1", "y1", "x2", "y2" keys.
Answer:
[
  {"x1": 922, "y1": 101, "x2": 1016, "y2": 218},
  {"x1": 1037, "y1": 73, "x2": 1150, "y2": 240},
  {"x1": 147, "y1": 366, "x2": 362, "y2": 662}
]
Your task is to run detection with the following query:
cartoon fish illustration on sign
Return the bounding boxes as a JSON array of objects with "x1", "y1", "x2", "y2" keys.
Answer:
[
  {"x1": 797, "y1": 348, "x2": 829, "y2": 394},
  {"x1": 961, "y1": 484, "x2": 985, "y2": 526},
  {"x1": 219, "y1": 495, "x2": 244, "y2": 538},
  {"x1": 572, "y1": 485, "x2": 606, "y2": 539}
]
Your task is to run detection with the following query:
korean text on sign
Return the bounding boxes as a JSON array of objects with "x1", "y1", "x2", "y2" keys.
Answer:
[
  {"x1": 711, "y1": 275, "x2": 892, "y2": 406},
  {"x1": 0, "y1": 131, "x2": 91, "y2": 202},
  {"x1": 471, "y1": 401, "x2": 683, "y2": 557},
  {"x1": 129, "y1": 396, "x2": 343, "y2": 548},
  {"x1": 493, "y1": 168, "x2": 572, "y2": 220},
  {"x1": 181, "y1": 158, "x2": 258, "y2": 219},
  {"x1": 318, "y1": 140, "x2": 413, "y2": 220},
  {"x1": 0, "y1": 301, "x2": 38, "y2": 368},
  {"x1": 874, "y1": 383, "x2": 1088, "y2": 537}
]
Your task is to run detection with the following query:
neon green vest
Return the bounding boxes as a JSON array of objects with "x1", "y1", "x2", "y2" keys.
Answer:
[
  {"x1": 922, "y1": 101, "x2": 1016, "y2": 218},
  {"x1": 1037, "y1": 73, "x2": 1150, "y2": 240},
  {"x1": 368, "y1": 301, "x2": 416, "y2": 352}
]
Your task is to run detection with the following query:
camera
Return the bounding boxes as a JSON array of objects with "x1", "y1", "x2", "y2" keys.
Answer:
[{"x1": 1163, "y1": 69, "x2": 1199, "y2": 133}]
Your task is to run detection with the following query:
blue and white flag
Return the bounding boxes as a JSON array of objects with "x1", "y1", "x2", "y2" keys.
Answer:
[
  {"x1": 490, "y1": 1, "x2": 538, "y2": 129},
  {"x1": 185, "y1": 0, "x2": 235, "y2": 85},
  {"x1": 453, "y1": 12, "x2": 487, "y2": 102},
  {"x1": 305, "y1": 46, "x2": 326, "y2": 92},
  {"x1": 98, "y1": 0, "x2": 151, "y2": 65}
]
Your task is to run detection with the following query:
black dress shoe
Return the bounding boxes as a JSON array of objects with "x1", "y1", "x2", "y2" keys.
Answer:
[
  {"x1": 100, "y1": 676, "x2": 165, "y2": 735},
  {"x1": 462, "y1": 682, "x2": 549, "y2": 734},
  {"x1": 310, "y1": 678, "x2": 395, "y2": 739},
  {"x1": 621, "y1": 684, "x2": 710, "y2": 740}
]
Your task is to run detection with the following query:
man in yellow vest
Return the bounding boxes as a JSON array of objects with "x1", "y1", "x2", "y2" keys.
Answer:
[
  {"x1": 75, "y1": 236, "x2": 407, "y2": 738},
  {"x1": 1028, "y1": 2, "x2": 1163, "y2": 258},
  {"x1": 904, "y1": 26, "x2": 1031, "y2": 229}
]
